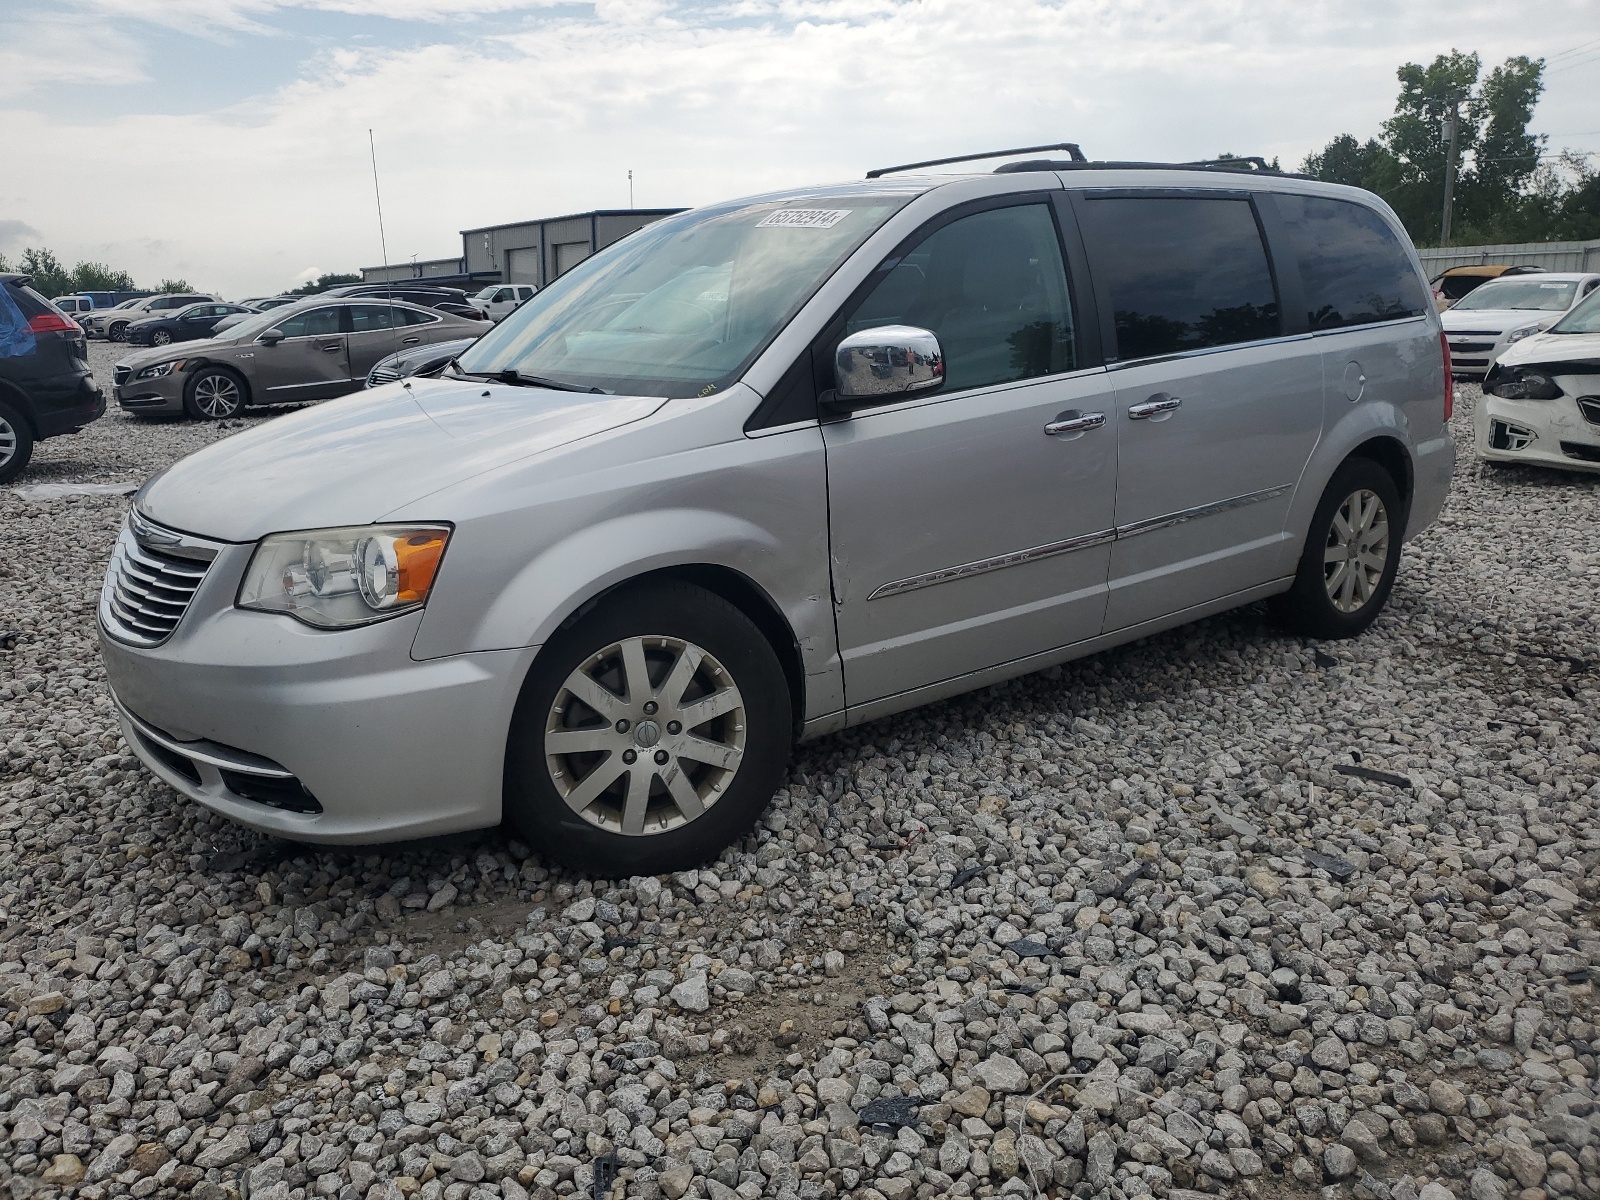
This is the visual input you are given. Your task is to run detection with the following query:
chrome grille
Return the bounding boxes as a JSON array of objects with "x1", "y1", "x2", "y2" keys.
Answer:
[
  {"x1": 367, "y1": 366, "x2": 402, "y2": 386},
  {"x1": 100, "y1": 514, "x2": 220, "y2": 647},
  {"x1": 113, "y1": 365, "x2": 131, "y2": 386}
]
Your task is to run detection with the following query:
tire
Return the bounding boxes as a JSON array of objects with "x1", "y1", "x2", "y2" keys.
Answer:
[
  {"x1": 0, "y1": 398, "x2": 35, "y2": 485},
  {"x1": 183, "y1": 367, "x2": 246, "y2": 420},
  {"x1": 151, "y1": 330, "x2": 172, "y2": 346},
  {"x1": 109, "y1": 322, "x2": 128, "y2": 343},
  {"x1": 504, "y1": 581, "x2": 792, "y2": 875},
  {"x1": 1271, "y1": 457, "x2": 1405, "y2": 639}
]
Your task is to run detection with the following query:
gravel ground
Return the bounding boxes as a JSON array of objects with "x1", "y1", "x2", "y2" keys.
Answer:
[{"x1": 1, "y1": 345, "x2": 1597, "y2": 1200}]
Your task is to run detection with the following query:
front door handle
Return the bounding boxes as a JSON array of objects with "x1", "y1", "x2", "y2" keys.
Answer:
[
  {"x1": 402, "y1": 336, "x2": 421, "y2": 345},
  {"x1": 319, "y1": 342, "x2": 342, "y2": 352},
  {"x1": 1128, "y1": 394, "x2": 1181, "y2": 420},
  {"x1": 1044, "y1": 410, "x2": 1106, "y2": 436}
]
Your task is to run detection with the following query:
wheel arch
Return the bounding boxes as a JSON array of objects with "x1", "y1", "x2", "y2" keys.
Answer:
[
  {"x1": 185, "y1": 360, "x2": 253, "y2": 406},
  {"x1": 1345, "y1": 434, "x2": 1414, "y2": 531},
  {"x1": 547, "y1": 563, "x2": 808, "y2": 740},
  {"x1": 0, "y1": 379, "x2": 38, "y2": 437}
]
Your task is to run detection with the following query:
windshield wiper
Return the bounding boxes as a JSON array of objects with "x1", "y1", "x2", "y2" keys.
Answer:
[{"x1": 495, "y1": 369, "x2": 603, "y2": 393}]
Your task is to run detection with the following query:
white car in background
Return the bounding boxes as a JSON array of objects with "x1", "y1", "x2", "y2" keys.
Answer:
[
  {"x1": 1444, "y1": 272, "x2": 1600, "y2": 378},
  {"x1": 1477, "y1": 287, "x2": 1600, "y2": 472},
  {"x1": 469, "y1": 283, "x2": 536, "y2": 322}
]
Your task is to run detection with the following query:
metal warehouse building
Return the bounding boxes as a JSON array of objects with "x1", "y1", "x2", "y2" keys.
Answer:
[
  {"x1": 362, "y1": 208, "x2": 684, "y2": 289},
  {"x1": 464, "y1": 209, "x2": 684, "y2": 288}
]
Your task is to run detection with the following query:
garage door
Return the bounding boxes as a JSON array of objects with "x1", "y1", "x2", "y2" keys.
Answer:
[
  {"x1": 554, "y1": 241, "x2": 591, "y2": 277},
  {"x1": 505, "y1": 247, "x2": 541, "y2": 285}
]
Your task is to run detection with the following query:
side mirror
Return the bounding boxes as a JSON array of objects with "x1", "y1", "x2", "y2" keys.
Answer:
[
  {"x1": 258, "y1": 330, "x2": 285, "y2": 346},
  {"x1": 829, "y1": 325, "x2": 944, "y2": 408}
]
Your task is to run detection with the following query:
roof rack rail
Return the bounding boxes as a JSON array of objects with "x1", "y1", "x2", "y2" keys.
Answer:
[
  {"x1": 993, "y1": 156, "x2": 1311, "y2": 180},
  {"x1": 866, "y1": 143, "x2": 1087, "y2": 179}
]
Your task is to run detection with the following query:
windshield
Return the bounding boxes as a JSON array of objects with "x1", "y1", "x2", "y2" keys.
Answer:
[
  {"x1": 1550, "y1": 288, "x2": 1600, "y2": 334},
  {"x1": 473, "y1": 286, "x2": 499, "y2": 300},
  {"x1": 218, "y1": 308, "x2": 292, "y2": 341},
  {"x1": 455, "y1": 194, "x2": 912, "y2": 396},
  {"x1": 1453, "y1": 279, "x2": 1578, "y2": 311}
]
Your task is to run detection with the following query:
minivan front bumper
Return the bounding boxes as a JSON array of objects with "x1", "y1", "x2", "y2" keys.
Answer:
[{"x1": 99, "y1": 602, "x2": 537, "y2": 843}]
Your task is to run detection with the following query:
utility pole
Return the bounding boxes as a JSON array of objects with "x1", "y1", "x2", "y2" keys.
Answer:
[
  {"x1": 628, "y1": 170, "x2": 634, "y2": 210},
  {"x1": 1440, "y1": 105, "x2": 1460, "y2": 246}
]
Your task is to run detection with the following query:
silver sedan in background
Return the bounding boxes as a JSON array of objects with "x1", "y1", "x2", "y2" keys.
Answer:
[{"x1": 111, "y1": 297, "x2": 483, "y2": 419}]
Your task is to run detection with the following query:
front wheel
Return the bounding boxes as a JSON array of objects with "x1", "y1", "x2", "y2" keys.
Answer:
[
  {"x1": 504, "y1": 581, "x2": 792, "y2": 875},
  {"x1": 183, "y1": 368, "x2": 246, "y2": 420},
  {"x1": 1271, "y1": 457, "x2": 1405, "y2": 639},
  {"x1": 0, "y1": 399, "x2": 35, "y2": 485},
  {"x1": 151, "y1": 330, "x2": 172, "y2": 346},
  {"x1": 109, "y1": 322, "x2": 129, "y2": 343}
]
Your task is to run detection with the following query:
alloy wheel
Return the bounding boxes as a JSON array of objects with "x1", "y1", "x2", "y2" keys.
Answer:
[
  {"x1": 1323, "y1": 488, "x2": 1389, "y2": 613},
  {"x1": 544, "y1": 635, "x2": 746, "y2": 836},
  {"x1": 192, "y1": 374, "x2": 242, "y2": 418},
  {"x1": 110, "y1": 324, "x2": 127, "y2": 342},
  {"x1": 0, "y1": 414, "x2": 15, "y2": 467},
  {"x1": 152, "y1": 330, "x2": 172, "y2": 346}
]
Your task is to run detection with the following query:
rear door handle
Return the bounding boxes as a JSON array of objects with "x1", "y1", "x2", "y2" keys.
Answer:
[
  {"x1": 1044, "y1": 410, "x2": 1106, "y2": 436},
  {"x1": 1128, "y1": 394, "x2": 1181, "y2": 420},
  {"x1": 402, "y1": 337, "x2": 421, "y2": 345}
]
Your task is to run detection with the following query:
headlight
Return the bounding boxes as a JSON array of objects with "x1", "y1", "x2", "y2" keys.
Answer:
[
  {"x1": 1505, "y1": 325, "x2": 1541, "y2": 346},
  {"x1": 136, "y1": 360, "x2": 182, "y2": 380},
  {"x1": 1484, "y1": 367, "x2": 1562, "y2": 401},
  {"x1": 237, "y1": 525, "x2": 451, "y2": 629}
]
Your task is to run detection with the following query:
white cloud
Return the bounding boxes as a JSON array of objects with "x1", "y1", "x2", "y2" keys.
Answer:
[
  {"x1": 0, "y1": 16, "x2": 147, "y2": 98},
  {"x1": 4, "y1": 0, "x2": 1598, "y2": 296}
]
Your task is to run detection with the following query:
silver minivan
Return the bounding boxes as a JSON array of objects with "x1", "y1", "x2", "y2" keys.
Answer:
[{"x1": 98, "y1": 151, "x2": 1455, "y2": 873}]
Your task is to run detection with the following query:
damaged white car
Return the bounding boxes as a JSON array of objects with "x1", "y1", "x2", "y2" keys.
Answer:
[
  {"x1": 1477, "y1": 287, "x2": 1600, "y2": 472},
  {"x1": 1444, "y1": 272, "x2": 1600, "y2": 379}
]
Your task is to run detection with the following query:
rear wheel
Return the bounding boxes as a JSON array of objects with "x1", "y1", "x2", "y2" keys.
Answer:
[
  {"x1": 0, "y1": 399, "x2": 35, "y2": 485},
  {"x1": 1271, "y1": 457, "x2": 1405, "y2": 639},
  {"x1": 183, "y1": 367, "x2": 246, "y2": 420},
  {"x1": 504, "y1": 581, "x2": 792, "y2": 875}
]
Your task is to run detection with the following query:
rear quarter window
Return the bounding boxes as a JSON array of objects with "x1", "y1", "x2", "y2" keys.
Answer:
[{"x1": 1275, "y1": 195, "x2": 1428, "y2": 329}]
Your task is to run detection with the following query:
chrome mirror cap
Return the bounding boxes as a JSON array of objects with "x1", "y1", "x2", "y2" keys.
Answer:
[{"x1": 834, "y1": 325, "x2": 944, "y2": 401}]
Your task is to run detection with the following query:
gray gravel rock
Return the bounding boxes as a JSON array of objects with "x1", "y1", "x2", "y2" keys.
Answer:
[{"x1": 2, "y1": 376, "x2": 1598, "y2": 1200}]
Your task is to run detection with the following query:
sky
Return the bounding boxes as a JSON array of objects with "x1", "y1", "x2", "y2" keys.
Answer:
[{"x1": 3, "y1": 0, "x2": 1599, "y2": 298}]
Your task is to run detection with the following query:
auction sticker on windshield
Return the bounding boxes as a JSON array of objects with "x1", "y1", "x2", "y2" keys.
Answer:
[{"x1": 758, "y1": 209, "x2": 852, "y2": 229}]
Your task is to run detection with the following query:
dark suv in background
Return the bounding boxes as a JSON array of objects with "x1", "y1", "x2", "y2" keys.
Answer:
[{"x1": 0, "y1": 274, "x2": 105, "y2": 483}]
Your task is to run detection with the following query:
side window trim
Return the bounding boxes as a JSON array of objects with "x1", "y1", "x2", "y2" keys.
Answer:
[
  {"x1": 743, "y1": 190, "x2": 1093, "y2": 433},
  {"x1": 1066, "y1": 187, "x2": 1287, "y2": 365}
]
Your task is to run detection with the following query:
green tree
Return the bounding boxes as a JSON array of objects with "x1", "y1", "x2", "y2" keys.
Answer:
[
  {"x1": 289, "y1": 271, "x2": 360, "y2": 296},
  {"x1": 156, "y1": 279, "x2": 194, "y2": 293},
  {"x1": 72, "y1": 262, "x2": 138, "y2": 292},
  {"x1": 18, "y1": 247, "x2": 72, "y2": 297},
  {"x1": 1298, "y1": 50, "x2": 1592, "y2": 246}
]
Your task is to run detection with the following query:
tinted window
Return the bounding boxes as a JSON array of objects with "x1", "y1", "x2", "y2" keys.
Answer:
[
  {"x1": 400, "y1": 307, "x2": 440, "y2": 326},
  {"x1": 274, "y1": 307, "x2": 342, "y2": 337},
  {"x1": 1077, "y1": 196, "x2": 1279, "y2": 360},
  {"x1": 848, "y1": 203, "x2": 1076, "y2": 392},
  {"x1": 1277, "y1": 195, "x2": 1427, "y2": 329},
  {"x1": 349, "y1": 304, "x2": 400, "y2": 332}
]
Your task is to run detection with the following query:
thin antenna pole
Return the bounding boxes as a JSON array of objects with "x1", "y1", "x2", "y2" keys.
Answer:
[
  {"x1": 369, "y1": 129, "x2": 392, "y2": 292},
  {"x1": 628, "y1": 169, "x2": 634, "y2": 209},
  {"x1": 369, "y1": 128, "x2": 400, "y2": 360}
]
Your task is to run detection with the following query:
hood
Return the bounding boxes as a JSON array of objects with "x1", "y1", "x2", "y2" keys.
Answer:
[
  {"x1": 136, "y1": 377, "x2": 667, "y2": 542},
  {"x1": 1442, "y1": 308, "x2": 1560, "y2": 333},
  {"x1": 115, "y1": 336, "x2": 233, "y2": 372},
  {"x1": 1495, "y1": 330, "x2": 1600, "y2": 372}
]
